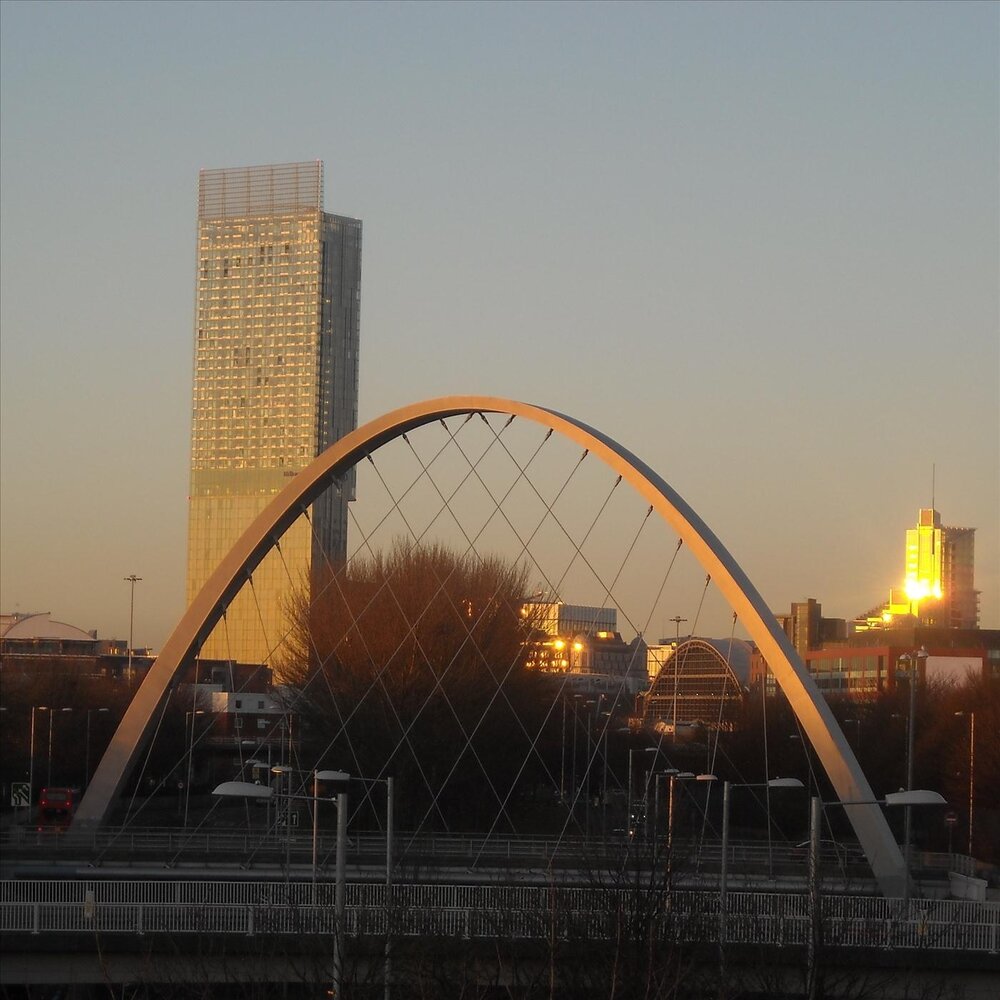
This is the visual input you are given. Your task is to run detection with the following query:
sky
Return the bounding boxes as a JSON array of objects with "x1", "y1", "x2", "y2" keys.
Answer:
[{"x1": 1, "y1": 0, "x2": 997, "y2": 650}]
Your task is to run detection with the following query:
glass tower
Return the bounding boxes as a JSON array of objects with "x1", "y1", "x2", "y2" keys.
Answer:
[
  {"x1": 903, "y1": 508, "x2": 978, "y2": 628},
  {"x1": 186, "y1": 162, "x2": 361, "y2": 667}
]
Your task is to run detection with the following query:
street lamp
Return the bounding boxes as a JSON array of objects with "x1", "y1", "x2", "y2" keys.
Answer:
[
  {"x1": 271, "y1": 765, "x2": 297, "y2": 871},
  {"x1": 213, "y1": 770, "x2": 348, "y2": 884},
  {"x1": 47, "y1": 707, "x2": 73, "y2": 786},
  {"x1": 897, "y1": 647, "x2": 928, "y2": 882},
  {"x1": 599, "y1": 710, "x2": 612, "y2": 837},
  {"x1": 124, "y1": 574, "x2": 142, "y2": 687},
  {"x1": 806, "y1": 789, "x2": 945, "y2": 1000},
  {"x1": 718, "y1": 778, "x2": 803, "y2": 962},
  {"x1": 571, "y1": 694, "x2": 582, "y2": 820},
  {"x1": 651, "y1": 768, "x2": 677, "y2": 849},
  {"x1": 656, "y1": 769, "x2": 698, "y2": 878},
  {"x1": 954, "y1": 711, "x2": 975, "y2": 856},
  {"x1": 84, "y1": 708, "x2": 110, "y2": 788},
  {"x1": 216, "y1": 768, "x2": 391, "y2": 999},
  {"x1": 668, "y1": 616, "x2": 687, "y2": 744},
  {"x1": 183, "y1": 709, "x2": 205, "y2": 827},
  {"x1": 626, "y1": 747, "x2": 658, "y2": 839},
  {"x1": 346, "y1": 773, "x2": 396, "y2": 1000},
  {"x1": 29, "y1": 706, "x2": 50, "y2": 811}
]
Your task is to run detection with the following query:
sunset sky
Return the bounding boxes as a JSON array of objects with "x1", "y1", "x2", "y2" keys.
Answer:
[{"x1": 1, "y1": 1, "x2": 996, "y2": 648}]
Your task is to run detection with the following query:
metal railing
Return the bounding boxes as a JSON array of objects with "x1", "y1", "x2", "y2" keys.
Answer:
[
  {"x1": 0, "y1": 825, "x2": 876, "y2": 867},
  {"x1": 2, "y1": 880, "x2": 997, "y2": 954}
]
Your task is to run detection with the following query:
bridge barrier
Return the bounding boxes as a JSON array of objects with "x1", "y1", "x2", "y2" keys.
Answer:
[{"x1": 2, "y1": 881, "x2": 997, "y2": 954}]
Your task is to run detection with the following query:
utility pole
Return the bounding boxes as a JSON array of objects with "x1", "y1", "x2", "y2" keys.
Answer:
[
  {"x1": 124, "y1": 574, "x2": 142, "y2": 687},
  {"x1": 668, "y1": 616, "x2": 687, "y2": 743}
]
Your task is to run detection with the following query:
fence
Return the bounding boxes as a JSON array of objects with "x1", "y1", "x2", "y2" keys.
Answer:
[{"x1": 2, "y1": 880, "x2": 997, "y2": 954}]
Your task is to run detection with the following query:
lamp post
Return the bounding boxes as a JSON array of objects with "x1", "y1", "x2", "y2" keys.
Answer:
[
  {"x1": 47, "y1": 707, "x2": 73, "y2": 786},
  {"x1": 571, "y1": 694, "x2": 582, "y2": 821},
  {"x1": 898, "y1": 647, "x2": 928, "y2": 891},
  {"x1": 584, "y1": 698, "x2": 596, "y2": 838},
  {"x1": 600, "y1": 710, "x2": 611, "y2": 838},
  {"x1": 718, "y1": 778, "x2": 802, "y2": 965},
  {"x1": 559, "y1": 695, "x2": 567, "y2": 803},
  {"x1": 214, "y1": 768, "x2": 352, "y2": 996},
  {"x1": 652, "y1": 768, "x2": 676, "y2": 850},
  {"x1": 345, "y1": 773, "x2": 395, "y2": 1000},
  {"x1": 626, "y1": 747, "x2": 657, "y2": 839},
  {"x1": 29, "y1": 706, "x2": 49, "y2": 811},
  {"x1": 84, "y1": 708, "x2": 109, "y2": 788},
  {"x1": 666, "y1": 771, "x2": 697, "y2": 858},
  {"x1": 271, "y1": 765, "x2": 295, "y2": 871},
  {"x1": 954, "y1": 711, "x2": 975, "y2": 855},
  {"x1": 806, "y1": 789, "x2": 945, "y2": 1000},
  {"x1": 183, "y1": 709, "x2": 204, "y2": 827},
  {"x1": 124, "y1": 574, "x2": 142, "y2": 687},
  {"x1": 668, "y1": 615, "x2": 687, "y2": 744}
]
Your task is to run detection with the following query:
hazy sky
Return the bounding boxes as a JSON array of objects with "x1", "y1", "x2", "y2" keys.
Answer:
[{"x1": 1, "y1": 0, "x2": 997, "y2": 649}]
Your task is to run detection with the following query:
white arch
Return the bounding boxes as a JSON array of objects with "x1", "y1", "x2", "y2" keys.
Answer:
[{"x1": 74, "y1": 396, "x2": 906, "y2": 895}]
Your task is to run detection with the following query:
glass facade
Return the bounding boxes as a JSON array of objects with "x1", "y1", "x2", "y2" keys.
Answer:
[
  {"x1": 903, "y1": 509, "x2": 978, "y2": 629},
  {"x1": 640, "y1": 638, "x2": 748, "y2": 730},
  {"x1": 185, "y1": 162, "x2": 360, "y2": 667}
]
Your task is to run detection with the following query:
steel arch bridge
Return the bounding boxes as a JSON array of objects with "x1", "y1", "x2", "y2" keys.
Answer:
[{"x1": 73, "y1": 396, "x2": 907, "y2": 896}]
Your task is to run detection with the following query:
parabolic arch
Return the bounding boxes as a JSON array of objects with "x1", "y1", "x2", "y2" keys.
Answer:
[{"x1": 74, "y1": 396, "x2": 907, "y2": 896}]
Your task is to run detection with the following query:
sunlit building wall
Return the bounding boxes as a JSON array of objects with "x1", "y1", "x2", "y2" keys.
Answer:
[
  {"x1": 521, "y1": 601, "x2": 617, "y2": 638},
  {"x1": 903, "y1": 509, "x2": 978, "y2": 629},
  {"x1": 640, "y1": 637, "x2": 751, "y2": 731},
  {"x1": 186, "y1": 162, "x2": 361, "y2": 667}
]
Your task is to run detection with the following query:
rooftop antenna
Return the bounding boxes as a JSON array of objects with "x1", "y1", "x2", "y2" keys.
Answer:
[{"x1": 931, "y1": 463, "x2": 936, "y2": 511}]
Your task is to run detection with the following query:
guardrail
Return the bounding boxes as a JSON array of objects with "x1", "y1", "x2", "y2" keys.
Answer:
[
  {"x1": 5, "y1": 827, "x2": 988, "y2": 897},
  {"x1": 0, "y1": 825, "x2": 863, "y2": 867},
  {"x1": 2, "y1": 880, "x2": 997, "y2": 954}
]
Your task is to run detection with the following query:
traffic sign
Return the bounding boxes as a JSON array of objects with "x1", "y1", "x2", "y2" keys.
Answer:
[
  {"x1": 945, "y1": 810, "x2": 958, "y2": 827},
  {"x1": 11, "y1": 782, "x2": 30, "y2": 808}
]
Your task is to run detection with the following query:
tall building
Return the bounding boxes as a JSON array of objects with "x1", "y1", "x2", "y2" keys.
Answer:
[
  {"x1": 903, "y1": 508, "x2": 978, "y2": 629},
  {"x1": 186, "y1": 162, "x2": 361, "y2": 666},
  {"x1": 852, "y1": 507, "x2": 979, "y2": 633},
  {"x1": 775, "y1": 598, "x2": 846, "y2": 659},
  {"x1": 520, "y1": 601, "x2": 648, "y2": 693}
]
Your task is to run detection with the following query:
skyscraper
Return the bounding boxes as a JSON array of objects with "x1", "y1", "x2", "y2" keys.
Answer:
[
  {"x1": 903, "y1": 508, "x2": 978, "y2": 629},
  {"x1": 854, "y1": 507, "x2": 979, "y2": 632},
  {"x1": 186, "y1": 162, "x2": 361, "y2": 666}
]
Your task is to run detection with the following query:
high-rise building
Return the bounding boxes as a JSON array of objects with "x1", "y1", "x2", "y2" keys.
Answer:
[
  {"x1": 902, "y1": 508, "x2": 978, "y2": 629},
  {"x1": 853, "y1": 507, "x2": 979, "y2": 633},
  {"x1": 775, "y1": 598, "x2": 846, "y2": 659},
  {"x1": 186, "y1": 162, "x2": 361, "y2": 666}
]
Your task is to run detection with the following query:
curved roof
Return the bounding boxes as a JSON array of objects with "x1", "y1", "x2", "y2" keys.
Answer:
[
  {"x1": 646, "y1": 636, "x2": 754, "y2": 696},
  {"x1": 697, "y1": 636, "x2": 754, "y2": 687},
  {"x1": 1, "y1": 612, "x2": 95, "y2": 642}
]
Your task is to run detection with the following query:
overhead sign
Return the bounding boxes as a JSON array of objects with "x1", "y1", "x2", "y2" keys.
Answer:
[{"x1": 11, "y1": 783, "x2": 30, "y2": 807}]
